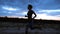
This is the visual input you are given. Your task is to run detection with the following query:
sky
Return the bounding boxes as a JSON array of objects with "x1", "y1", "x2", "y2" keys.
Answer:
[{"x1": 0, "y1": 0, "x2": 60, "y2": 20}]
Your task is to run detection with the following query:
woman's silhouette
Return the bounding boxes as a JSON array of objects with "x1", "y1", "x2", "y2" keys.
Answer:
[
  {"x1": 25, "y1": 4, "x2": 37, "y2": 34},
  {"x1": 25, "y1": 4, "x2": 36, "y2": 29}
]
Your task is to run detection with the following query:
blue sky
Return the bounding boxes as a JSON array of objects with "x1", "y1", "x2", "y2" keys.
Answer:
[{"x1": 0, "y1": 0, "x2": 60, "y2": 20}]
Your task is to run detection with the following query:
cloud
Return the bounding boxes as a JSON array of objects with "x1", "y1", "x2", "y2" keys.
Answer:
[
  {"x1": 37, "y1": 9, "x2": 60, "y2": 16},
  {"x1": 38, "y1": 9, "x2": 60, "y2": 13},
  {"x1": 30, "y1": 0, "x2": 60, "y2": 9},
  {"x1": 56, "y1": 15, "x2": 60, "y2": 17},
  {"x1": 2, "y1": 6, "x2": 19, "y2": 11},
  {"x1": 3, "y1": 11, "x2": 7, "y2": 13},
  {"x1": 8, "y1": 12, "x2": 12, "y2": 14},
  {"x1": 22, "y1": 11, "x2": 27, "y2": 15},
  {"x1": 15, "y1": 11, "x2": 27, "y2": 16},
  {"x1": 35, "y1": 13, "x2": 60, "y2": 20},
  {"x1": 1, "y1": 0, "x2": 60, "y2": 10}
]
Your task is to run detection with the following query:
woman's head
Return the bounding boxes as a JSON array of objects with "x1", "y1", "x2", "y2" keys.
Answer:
[{"x1": 28, "y1": 4, "x2": 33, "y2": 10}]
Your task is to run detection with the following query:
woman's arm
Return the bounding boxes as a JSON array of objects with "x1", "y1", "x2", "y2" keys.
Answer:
[
  {"x1": 25, "y1": 15, "x2": 28, "y2": 17},
  {"x1": 33, "y1": 12, "x2": 37, "y2": 19},
  {"x1": 25, "y1": 12, "x2": 28, "y2": 17}
]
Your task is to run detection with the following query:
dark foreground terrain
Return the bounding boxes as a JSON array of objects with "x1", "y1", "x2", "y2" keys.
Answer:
[
  {"x1": 0, "y1": 17, "x2": 60, "y2": 34},
  {"x1": 0, "y1": 21, "x2": 60, "y2": 34}
]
